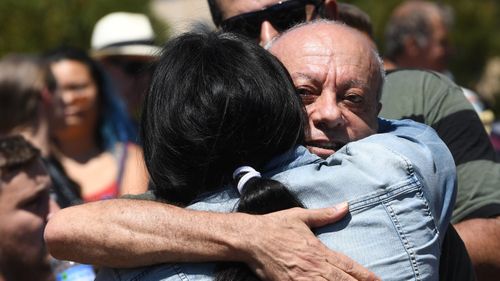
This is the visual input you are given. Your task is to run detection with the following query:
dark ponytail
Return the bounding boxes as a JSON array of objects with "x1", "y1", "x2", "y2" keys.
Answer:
[
  {"x1": 237, "y1": 177, "x2": 303, "y2": 214},
  {"x1": 214, "y1": 172, "x2": 304, "y2": 281}
]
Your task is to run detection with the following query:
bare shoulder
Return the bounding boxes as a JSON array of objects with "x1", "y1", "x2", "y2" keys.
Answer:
[
  {"x1": 126, "y1": 142, "x2": 144, "y2": 159},
  {"x1": 121, "y1": 142, "x2": 149, "y2": 195}
]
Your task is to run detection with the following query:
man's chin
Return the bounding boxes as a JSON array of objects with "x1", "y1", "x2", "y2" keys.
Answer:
[{"x1": 306, "y1": 145, "x2": 335, "y2": 159}]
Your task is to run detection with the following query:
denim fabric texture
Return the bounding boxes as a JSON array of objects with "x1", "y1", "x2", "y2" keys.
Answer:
[{"x1": 96, "y1": 118, "x2": 457, "y2": 281}]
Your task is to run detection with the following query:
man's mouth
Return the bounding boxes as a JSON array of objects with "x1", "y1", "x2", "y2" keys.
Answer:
[{"x1": 305, "y1": 141, "x2": 345, "y2": 158}]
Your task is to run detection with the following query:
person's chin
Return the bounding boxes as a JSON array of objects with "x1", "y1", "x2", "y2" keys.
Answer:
[{"x1": 306, "y1": 145, "x2": 335, "y2": 159}]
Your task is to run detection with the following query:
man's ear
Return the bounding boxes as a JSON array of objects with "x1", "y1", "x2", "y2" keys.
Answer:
[
  {"x1": 403, "y1": 37, "x2": 421, "y2": 57},
  {"x1": 324, "y1": 0, "x2": 338, "y2": 20},
  {"x1": 260, "y1": 21, "x2": 279, "y2": 47}
]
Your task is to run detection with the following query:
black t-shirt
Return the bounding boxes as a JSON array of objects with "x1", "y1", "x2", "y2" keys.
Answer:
[
  {"x1": 43, "y1": 156, "x2": 82, "y2": 208},
  {"x1": 380, "y1": 69, "x2": 500, "y2": 222}
]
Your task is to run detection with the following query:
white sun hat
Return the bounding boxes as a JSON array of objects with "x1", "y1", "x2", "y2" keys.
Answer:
[{"x1": 91, "y1": 12, "x2": 161, "y2": 58}]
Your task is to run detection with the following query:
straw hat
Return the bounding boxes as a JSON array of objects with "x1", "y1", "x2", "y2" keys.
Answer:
[{"x1": 91, "y1": 12, "x2": 161, "y2": 58}]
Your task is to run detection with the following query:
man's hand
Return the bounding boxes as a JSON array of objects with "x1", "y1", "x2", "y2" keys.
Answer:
[
  {"x1": 45, "y1": 199, "x2": 378, "y2": 280},
  {"x1": 238, "y1": 204, "x2": 379, "y2": 281}
]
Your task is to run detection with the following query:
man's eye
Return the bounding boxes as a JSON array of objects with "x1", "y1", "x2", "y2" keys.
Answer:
[
  {"x1": 296, "y1": 88, "x2": 317, "y2": 104},
  {"x1": 344, "y1": 94, "x2": 363, "y2": 104}
]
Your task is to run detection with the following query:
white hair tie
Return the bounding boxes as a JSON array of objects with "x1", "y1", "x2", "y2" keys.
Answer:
[{"x1": 233, "y1": 166, "x2": 261, "y2": 194}]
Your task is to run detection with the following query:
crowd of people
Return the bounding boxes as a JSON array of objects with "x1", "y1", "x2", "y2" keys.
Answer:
[{"x1": 1, "y1": 0, "x2": 499, "y2": 281}]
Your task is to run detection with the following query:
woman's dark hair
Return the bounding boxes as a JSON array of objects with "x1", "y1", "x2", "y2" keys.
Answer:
[
  {"x1": 142, "y1": 29, "x2": 307, "y2": 280},
  {"x1": 142, "y1": 30, "x2": 306, "y2": 206},
  {"x1": 44, "y1": 47, "x2": 137, "y2": 150},
  {"x1": 214, "y1": 175, "x2": 305, "y2": 281}
]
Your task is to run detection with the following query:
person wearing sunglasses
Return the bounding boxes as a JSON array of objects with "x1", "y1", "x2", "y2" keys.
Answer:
[
  {"x1": 91, "y1": 12, "x2": 160, "y2": 125},
  {"x1": 209, "y1": 0, "x2": 337, "y2": 45}
]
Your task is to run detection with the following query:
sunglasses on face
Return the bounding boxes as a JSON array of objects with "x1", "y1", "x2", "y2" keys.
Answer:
[
  {"x1": 220, "y1": 0, "x2": 324, "y2": 40},
  {"x1": 105, "y1": 58, "x2": 151, "y2": 76}
]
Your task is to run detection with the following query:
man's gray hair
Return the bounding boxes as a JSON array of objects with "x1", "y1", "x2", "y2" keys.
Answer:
[
  {"x1": 266, "y1": 19, "x2": 385, "y2": 101},
  {"x1": 384, "y1": 1, "x2": 453, "y2": 61}
]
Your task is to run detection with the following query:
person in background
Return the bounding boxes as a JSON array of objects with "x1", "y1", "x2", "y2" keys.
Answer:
[
  {"x1": 0, "y1": 135, "x2": 59, "y2": 281},
  {"x1": 337, "y1": 3, "x2": 373, "y2": 42},
  {"x1": 0, "y1": 54, "x2": 81, "y2": 208},
  {"x1": 477, "y1": 57, "x2": 500, "y2": 155},
  {"x1": 44, "y1": 47, "x2": 148, "y2": 202},
  {"x1": 0, "y1": 54, "x2": 52, "y2": 156},
  {"x1": 383, "y1": 0, "x2": 495, "y2": 129},
  {"x1": 91, "y1": 12, "x2": 161, "y2": 124}
]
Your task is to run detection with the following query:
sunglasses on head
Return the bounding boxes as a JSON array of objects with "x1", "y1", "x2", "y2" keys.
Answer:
[{"x1": 220, "y1": 0, "x2": 324, "y2": 40}]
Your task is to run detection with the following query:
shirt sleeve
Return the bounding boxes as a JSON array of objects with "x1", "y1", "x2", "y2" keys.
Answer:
[{"x1": 380, "y1": 70, "x2": 500, "y2": 222}]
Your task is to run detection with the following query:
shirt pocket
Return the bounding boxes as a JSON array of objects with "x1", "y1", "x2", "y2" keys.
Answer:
[{"x1": 316, "y1": 177, "x2": 440, "y2": 281}]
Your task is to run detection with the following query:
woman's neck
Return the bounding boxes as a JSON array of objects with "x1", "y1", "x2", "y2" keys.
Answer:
[{"x1": 54, "y1": 132, "x2": 101, "y2": 163}]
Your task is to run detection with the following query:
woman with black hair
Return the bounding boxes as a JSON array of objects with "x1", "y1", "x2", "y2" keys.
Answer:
[
  {"x1": 45, "y1": 47, "x2": 148, "y2": 202},
  {"x1": 96, "y1": 30, "x2": 455, "y2": 281}
]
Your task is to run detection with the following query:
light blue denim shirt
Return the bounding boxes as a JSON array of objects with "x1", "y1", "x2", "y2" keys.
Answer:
[{"x1": 97, "y1": 118, "x2": 457, "y2": 281}]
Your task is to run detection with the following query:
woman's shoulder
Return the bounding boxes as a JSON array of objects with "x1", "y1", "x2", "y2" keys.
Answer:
[
  {"x1": 120, "y1": 142, "x2": 149, "y2": 195},
  {"x1": 125, "y1": 142, "x2": 143, "y2": 157}
]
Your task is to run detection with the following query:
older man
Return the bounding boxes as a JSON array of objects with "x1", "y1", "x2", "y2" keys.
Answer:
[
  {"x1": 213, "y1": 1, "x2": 500, "y2": 278},
  {"x1": 268, "y1": 23, "x2": 381, "y2": 159},
  {"x1": 383, "y1": 0, "x2": 451, "y2": 72}
]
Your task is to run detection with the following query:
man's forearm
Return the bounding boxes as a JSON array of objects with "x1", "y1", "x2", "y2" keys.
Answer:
[
  {"x1": 454, "y1": 216, "x2": 500, "y2": 281},
  {"x1": 45, "y1": 199, "x2": 256, "y2": 267},
  {"x1": 45, "y1": 199, "x2": 377, "y2": 281}
]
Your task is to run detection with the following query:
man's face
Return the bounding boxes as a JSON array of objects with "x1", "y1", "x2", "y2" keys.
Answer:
[
  {"x1": 217, "y1": 0, "x2": 329, "y2": 44},
  {"x1": 50, "y1": 59, "x2": 99, "y2": 138},
  {"x1": 270, "y1": 23, "x2": 381, "y2": 158},
  {"x1": 418, "y1": 15, "x2": 450, "y2": 72},
  {"x1": 0, "y1": 159, "x2": 56, "y2": 276}
]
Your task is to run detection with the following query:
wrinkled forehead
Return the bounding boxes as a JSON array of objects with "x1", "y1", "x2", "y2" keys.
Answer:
[
  {"x1": 218, "y1": 0, "x2": 282, "y2": 19},
  {"x1": 269, "y1": 23, "x2": 382, "y2": 96},
  {"x1": 271, "y1": 23, "x2": 376, "y2": 68}
]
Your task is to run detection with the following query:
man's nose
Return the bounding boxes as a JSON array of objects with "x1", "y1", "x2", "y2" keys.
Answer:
[
  {"x1": 260, "y1": 21, "x2": 279, "y2": 46},
  {"x1": 309, "y1": 93, "x2": 345, "y2": 130}
]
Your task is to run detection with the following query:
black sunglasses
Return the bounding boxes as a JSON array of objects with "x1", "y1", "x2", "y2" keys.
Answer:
[
  {"x1": 220, "y1": 0, "x2": 324, "y2": 40},
  {"x1": 105, "y1": 58, "x2": 152, "y2": 76}
]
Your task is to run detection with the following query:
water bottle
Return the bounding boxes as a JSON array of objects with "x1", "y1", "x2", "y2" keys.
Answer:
[{"x1": 50, "y1": 258, "x2": 96, "y2": 281}]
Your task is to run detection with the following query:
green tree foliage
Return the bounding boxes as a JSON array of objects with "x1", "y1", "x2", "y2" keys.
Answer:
[
  {"x1": 0, "y1": 0, "x2": 168, "y2": 56},
  {"x1": 346, "y1": 0, "x2": 500, "y2": 89}
]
